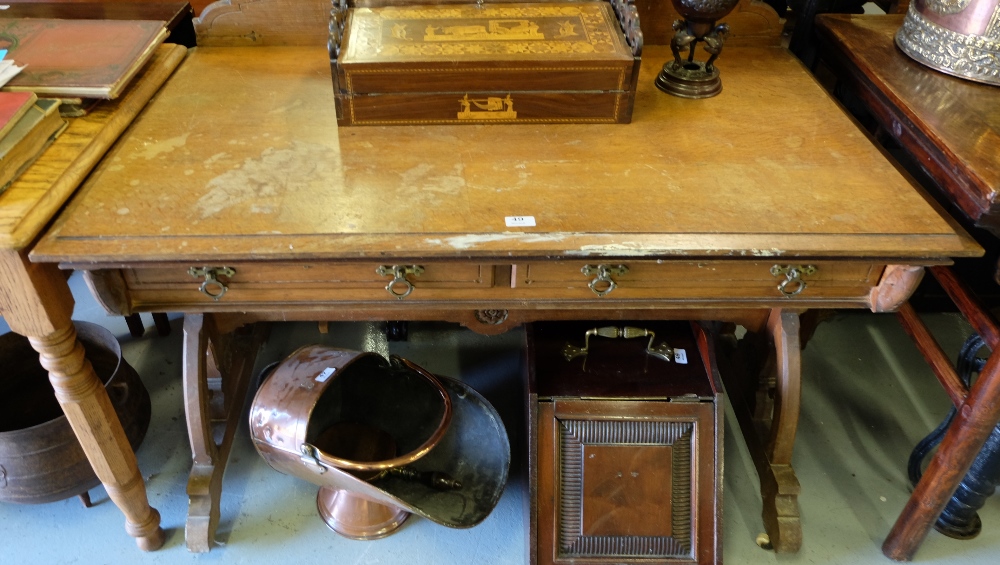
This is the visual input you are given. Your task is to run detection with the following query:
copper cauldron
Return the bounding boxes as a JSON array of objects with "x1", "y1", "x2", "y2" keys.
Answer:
[
  {"x1": 249, "y1": 346, "x2": 509, "y2": 539},
  {"x1": 896, "y1": 0, "x2": 1000, "y2": 86}
]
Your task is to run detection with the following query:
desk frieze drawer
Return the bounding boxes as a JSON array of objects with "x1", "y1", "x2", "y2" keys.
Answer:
[
  {"x1": 116, "y1": 262, "x2": 501, "y2": 306},
  {"x1": 513, "y1": 261, "x2": 883, "y2": 300}
]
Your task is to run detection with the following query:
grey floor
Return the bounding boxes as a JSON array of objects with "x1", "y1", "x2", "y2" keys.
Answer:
[{"x1": 2, "y1": 272, "x2": 998, "y2": 564}]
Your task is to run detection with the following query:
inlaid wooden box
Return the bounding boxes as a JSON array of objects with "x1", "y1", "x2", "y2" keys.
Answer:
[
  {"x1": 329, "y1": 0, "x2": 642, "y2": 125},
  {"x1": 526, "y1": 320, "x2": 722, "y2": 565}
]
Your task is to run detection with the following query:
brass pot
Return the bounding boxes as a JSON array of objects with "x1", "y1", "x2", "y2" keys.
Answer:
[
  {"x1": 0, "y1": 322, "x2": 151, "y2": 505},
  {"x1": 896, "y1": 0, "x2": 1000, "y2": 86}
]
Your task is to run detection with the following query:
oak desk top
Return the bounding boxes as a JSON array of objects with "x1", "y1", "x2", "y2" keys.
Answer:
[
  {"x1": 815, "y1": 14, "x2": 1000, "y2": 236},
  {"x1": 32, "y1": 44, "x2": 978, "y2": 266}
]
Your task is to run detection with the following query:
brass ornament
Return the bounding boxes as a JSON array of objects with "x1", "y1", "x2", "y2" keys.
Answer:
[
  {"x1": 769, "y1": 264, "x2": 817, "y2": 297},
  {"x1": 896, "y1": 0, "x2": 1000, "y2": 86}
]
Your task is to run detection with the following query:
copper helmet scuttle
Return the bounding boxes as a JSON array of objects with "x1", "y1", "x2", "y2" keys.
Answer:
[{"x1": 249, "y1": 346, "x2": 510, "y2": 540}]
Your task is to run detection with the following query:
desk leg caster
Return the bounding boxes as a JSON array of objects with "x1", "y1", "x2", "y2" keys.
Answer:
[
  {"x1": 719, "y1": 309, "x2": 803, "y2": 553},
  {"x1": 183, "y1": 314, "x2": 267, "y2": 552}
]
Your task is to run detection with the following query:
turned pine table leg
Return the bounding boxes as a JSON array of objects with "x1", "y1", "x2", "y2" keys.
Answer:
[
  {"x1": 720, "y1": 308, "x2": 803, "y2": 553},
  {"x1": 182, "y1": 314, "x2": 265, "y2": 552},
  {"x1": 0, "y1": 251, "x2": 164, "y2": 551}
]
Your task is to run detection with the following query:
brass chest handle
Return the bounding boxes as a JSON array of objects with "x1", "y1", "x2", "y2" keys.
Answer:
[
  {"x1": 770, "y1": 264, "x2": 817, "y2": 297},
  {"x1": 376, "y1": 265, "x2": 425, "y2": 300},
  {"x1": 563, "y1": 325, "x2": 674, "y2": 362},
  {"x1": 581, "y1": 264, "x2": 629, "y2": 297},
  {"x1": 188, "y1": 266, "x2": 236, "y2": 301}
]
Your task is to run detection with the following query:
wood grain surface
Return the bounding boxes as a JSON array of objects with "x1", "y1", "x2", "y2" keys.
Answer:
[{"x1": 32, "y1": 44, "x2": 978, "y2": 264}]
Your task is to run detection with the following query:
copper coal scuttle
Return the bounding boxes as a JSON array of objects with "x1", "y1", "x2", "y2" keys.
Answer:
[
  {"x1": 896, "y1": 0, "x2": 1000, "y2": 86},
  {"x1": 250, "y1": 346, "x2": 510, "y2": 539}
]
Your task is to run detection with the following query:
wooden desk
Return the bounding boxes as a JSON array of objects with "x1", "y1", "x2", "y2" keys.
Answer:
[
  {"x1": 31, "y1": 44, "x2": 980, "y2": 553},
  {"x1": 0, "y1": 44, "x2": 186, "y2": 551},
  {"x1": 814, "y1": 14, "x2": 1000, "y2": 561}
]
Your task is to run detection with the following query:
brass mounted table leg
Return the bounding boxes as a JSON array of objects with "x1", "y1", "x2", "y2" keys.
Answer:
[{"x1": 0, "y1": 250, "x2": 164, "y2": 550}]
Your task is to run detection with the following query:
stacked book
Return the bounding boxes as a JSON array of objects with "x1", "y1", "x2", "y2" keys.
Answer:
[
  {"x1": 0, "y1": 17, "x2": 167, "y2": 192},
  {"x1": 0, "y1": 91, "x2": 66, "y2": 191}
]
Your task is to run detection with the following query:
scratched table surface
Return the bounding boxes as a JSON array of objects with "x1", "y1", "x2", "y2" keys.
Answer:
[{"x1": 32, "y1": 44, "x2": 976, "y2": 265}]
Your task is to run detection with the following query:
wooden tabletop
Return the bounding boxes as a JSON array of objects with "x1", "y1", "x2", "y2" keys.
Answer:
[
  {"x1": 0, "y1": 44, "x2": 187, "y2": 251},
  {"x1": 32, "y1": 44, "x2": 979, "y2": 265},
  {"x1": 815, "y1": 14, "x2": 1000, "y2": 234}
]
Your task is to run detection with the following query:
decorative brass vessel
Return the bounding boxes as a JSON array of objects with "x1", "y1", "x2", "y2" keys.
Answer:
[
  {"x1": 896, "y1": 0, "x2": 1000, "y2": 86},
  {"x1": 656, "y1": 0, "x2": 741, "y2": 98},
  {"x1": 250, "y1": 346, "x2": 509, "y2": 540}
]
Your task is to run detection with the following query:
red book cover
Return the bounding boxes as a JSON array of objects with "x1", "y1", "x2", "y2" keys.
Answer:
[
  {"x1": 0, "y1": 90, "x2": 36, "y2": 138},
  {"x1": 0, "y1": 18, "x2": 167, "y2": 99}
]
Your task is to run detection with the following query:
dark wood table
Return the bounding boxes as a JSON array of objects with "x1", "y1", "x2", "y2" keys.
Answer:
[
  {"x1": 814, "y1": 14, "x2": 999, "y2": 237},
  {"x1": 814, "y1": 13, "x2": 1000, "y2": 561}
]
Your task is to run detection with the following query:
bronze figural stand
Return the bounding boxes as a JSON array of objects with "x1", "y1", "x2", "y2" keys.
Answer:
[{"x1": 656, "y1": 19, "x2": 730, "y2": 98}]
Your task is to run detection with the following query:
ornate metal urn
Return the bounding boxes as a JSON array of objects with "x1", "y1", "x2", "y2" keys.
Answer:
[
  {"x1": 896, "y1": 0, "x2": 1000, "y2": 86},
  {"x1": 655, "y1": 0, "x2": 741, "y2": 98}
]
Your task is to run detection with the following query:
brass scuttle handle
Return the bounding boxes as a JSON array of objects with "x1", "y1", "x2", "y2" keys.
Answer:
[
  {"x1": 376, "y1": 265, "x2": 425, "y2": 300},
  {"x1": 581, "y1": 264, "x2": 629, "y2": 297},
  {"x1": 188, "y1": 266, "x2": 236, "y2": 301},
  {"x1": 562, "y1": 326, "x2": 674, "y2": 362},
  {"x1": 770, "y1": 264, "x2": 817, "y2": 297}
]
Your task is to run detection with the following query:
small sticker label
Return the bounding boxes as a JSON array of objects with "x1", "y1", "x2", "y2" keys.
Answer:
[
  {"x1": 316, "y1": 367, "x2": 336, "y2": 382},
  {"x1": 505, "y1": 216, "x2": 536, "y2": 227},
  {"x1": 674, "y1": 349, "x2": 688, "y2": 364}
]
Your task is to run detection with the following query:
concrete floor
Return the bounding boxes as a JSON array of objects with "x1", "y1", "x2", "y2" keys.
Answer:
[{"x1": 1, "y1": 272, "x2": 998, "y2": 564}]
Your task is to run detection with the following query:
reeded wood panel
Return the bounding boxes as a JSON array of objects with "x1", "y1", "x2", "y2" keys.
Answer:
[
  {"x1": 558, "y1": 419, "x2": 694, "y2": 559},
  {"x1": 536, "y1": 399, "x2": 720, "y2": 565}
]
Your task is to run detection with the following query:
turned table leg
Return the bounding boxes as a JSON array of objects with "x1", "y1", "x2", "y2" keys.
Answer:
[
  {"x1": 182, "y1": 314, "x2": 265, "y2": 552},
  {"x1": 883, "y1": 267, "x2": 1000, "y2": 560},
  {"x1": 720, "y1": 308, "x2": 803, "y2": 553},
  {"x1": 0, "y1": 251, "x2": 163, "y2": 550}
]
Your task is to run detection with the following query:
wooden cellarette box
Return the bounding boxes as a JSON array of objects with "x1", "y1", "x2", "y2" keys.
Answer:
[{"x1": 526, "y1": 321, "x2": 723, "y2": 565}]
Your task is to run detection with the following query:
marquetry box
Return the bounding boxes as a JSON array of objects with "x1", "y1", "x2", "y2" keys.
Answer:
[
  {"x1": 329, "y1": 0, "x2": 642, "y2": 126},
  {"x1": 526, "y1": 320, "x2": 722, "y2": 565}
]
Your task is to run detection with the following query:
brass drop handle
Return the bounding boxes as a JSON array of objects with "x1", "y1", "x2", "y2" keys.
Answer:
[
  {"x1": 188, "y1": 266, "x2": 236, "y2": 301},
  {"x1": 581, "y1": 264, "x2": 629, "y2": 297},
  {"x1": 563, "y1": 326, "x2": 673, "y2": 362},
  {"x1": 376, "y1": 265, "x2": 425, "y2": 300},
  {"x1": 770, "y1": 264, "x2": 817, "y2": 297}
]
